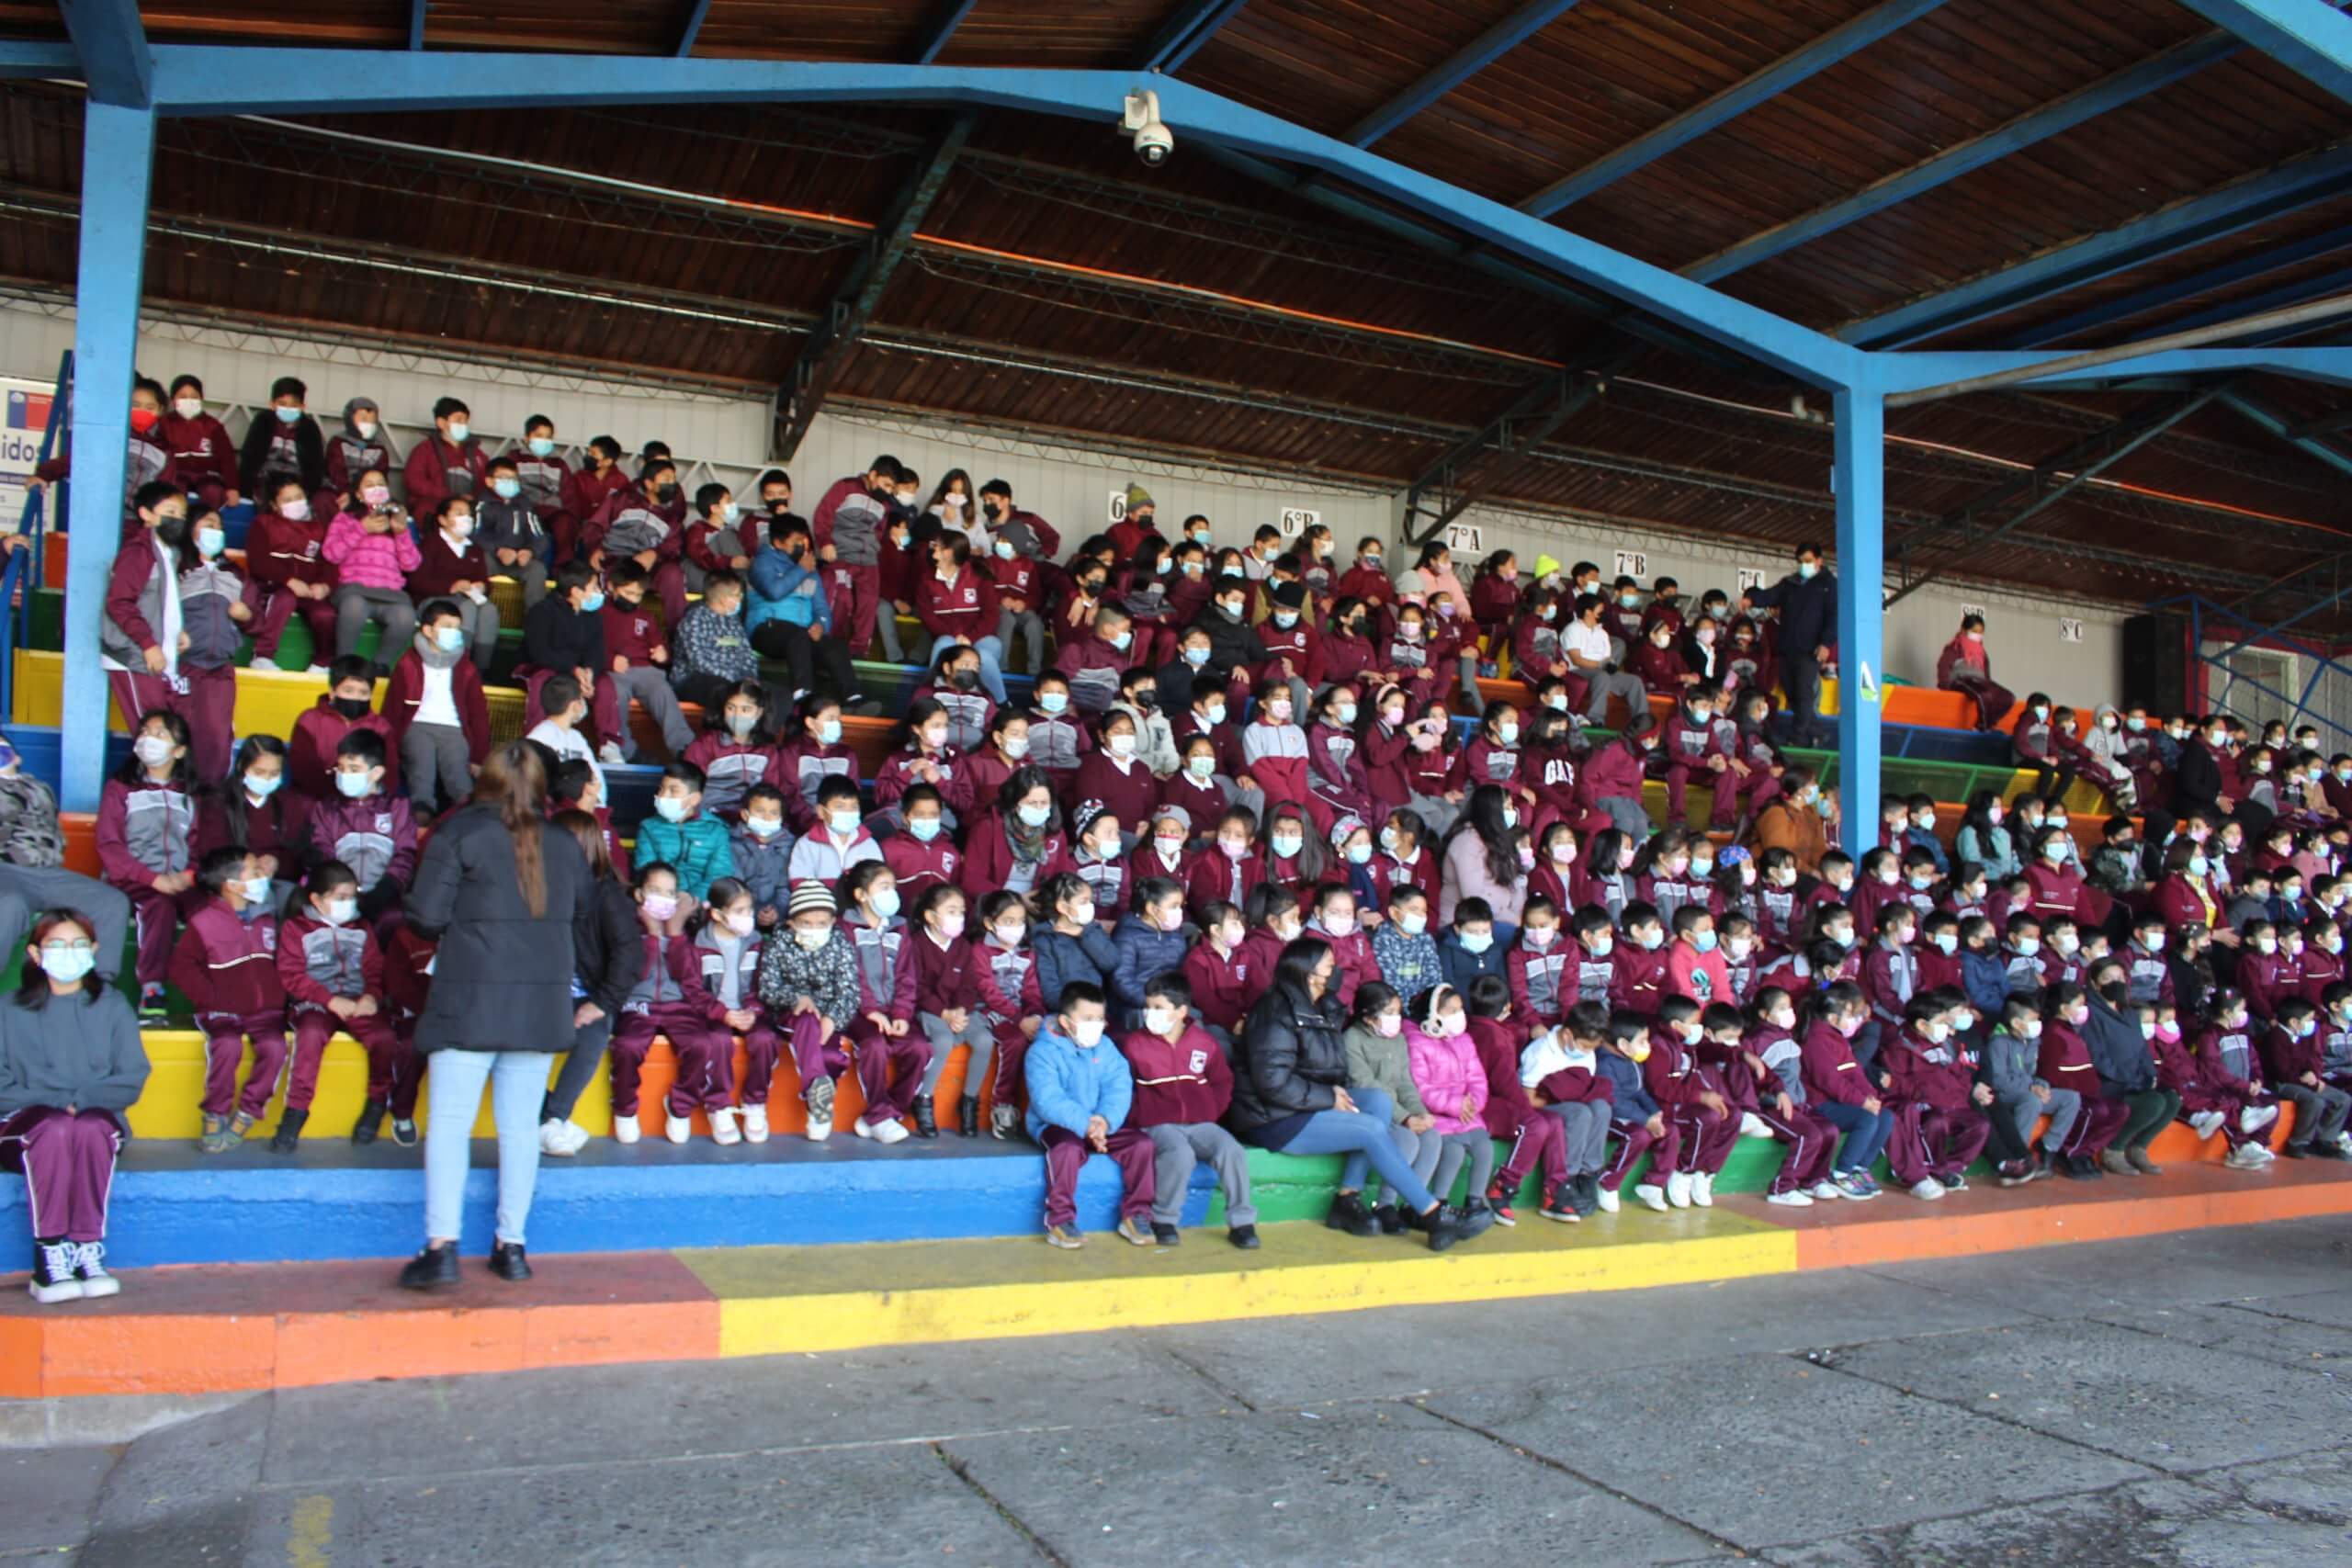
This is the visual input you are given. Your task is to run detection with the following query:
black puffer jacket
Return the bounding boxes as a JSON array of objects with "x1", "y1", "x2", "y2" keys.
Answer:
[
  {"x1": 404, "y1": 806, "x2": 586, "y2": 1054},
  {"x1": 1188, "y1": 604, "x2": 1271, "y2": 683},
  {"x1": 1229, "y1": 978, "x2": 1349, "y2": 1135},
  {"x1": 572, "y1": 875, "x2": 645, "y2": 1019}
]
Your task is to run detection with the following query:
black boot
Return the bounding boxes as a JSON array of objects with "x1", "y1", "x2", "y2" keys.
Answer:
[
  {"x1": 351, "y1": 1099, "x2": 385, "y2": 1146},
  {"x1": 911, "y1": 1096, "x2": 939, "y2": 1140},
  {"x1": 269, "y1": 1107, "x2": 309, "y2": 1154},
  {"x1": 958, "y1": 1096, "x2": 979, "y2": 1139},
  {"x1": 1325, "y1": 1191, "x2": 1382, "y2": 1237},
  {"x1": 397, "y1": 1245, "x2": 459, "y2": 1291},
  {"x1": 488, "y1": 1241, "x2": 533, "y2": 1282}
]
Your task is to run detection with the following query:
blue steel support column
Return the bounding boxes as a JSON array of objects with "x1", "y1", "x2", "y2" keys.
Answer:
[
  {"x1": 61, "y1": 102, "x2": 155, "y2": 813},
  {"x1": 1833, "y1": 380, "x2": 1884, "y2": 839}
]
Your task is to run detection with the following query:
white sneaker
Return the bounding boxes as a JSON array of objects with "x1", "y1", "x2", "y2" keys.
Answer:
[
  {"x1": 73, "y1": 1242, "x2": 119, "y2": 1300},
  {"x1": 859, "y1": 1115, "x2": 909, "y2": 1145},
  {"x1": 2189, "y1": 1111, "x2": 2224, "y2": 1140},
  {"x1": 1665, "y1": 1171, "x2": 1693, "y2": 1209},
  {"x1": 538, "y1": 1118, "x2": 589, "y2": 1156},
  {"x1": 806, "y1": 1112, "x2": 832, "y2": 1142},
  {"x1": 1766, "y1": 1189, "x2": 1815, "y2": 1206},
  {"x1": 2243, "y1": 1103, "x2": 2279, "y2": 1134},
  {"x1": 2225, "y1": 1143, "x2": 2267, "y2": 1169},
  {"x1": 1807, "y1": 1179, "x2": 1846, "y2": 1201},
  {"x1": 1910, "y1": 1177, "x2": 1947, "y2": 1201},
  {"x1": 1596, "y1": 1185, "x2": 1622, "y2": 1213},
  {"x1": 598, "y1": 741, "x2": 628, "y2": 766},
  {"x1": 709, "y1": 1107, "x2": 741, "y2": 1146},
  {"x1": 741, "y1": 1104, "x2": 769, "y2": 1144},
  {"x1": 2251, "y1": 1142, "x2": 2278, "y2": 1163},
  {"x1": 664, "y1": 1111, "x2": 692, "y2": 1145},
  {"x1": 1690, "y1": 1172, "x2": 1715, "y2": 1208},
  {"x1": 1738, "y1": 1111, "x2": 1772, "y2": 1139},
  {"x1": 1632, "y1": 1182, "x2": 1668, "y2": 1213},
  {"x1": 613, "y1": 1113, "x2": 640, "y2": 1145}
]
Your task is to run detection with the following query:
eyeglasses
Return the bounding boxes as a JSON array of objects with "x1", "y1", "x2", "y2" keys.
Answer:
[{"x1": 40, "y1": 940, "x2": 94, "y2": 955}]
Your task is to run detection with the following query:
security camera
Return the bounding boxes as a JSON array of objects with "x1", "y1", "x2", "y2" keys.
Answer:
[{"x1": 1121, "y1": 88, "x2": 1173, "y2": 168}]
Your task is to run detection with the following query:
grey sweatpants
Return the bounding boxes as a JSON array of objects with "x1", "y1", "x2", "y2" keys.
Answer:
[
  {"x1": 996, "y1": 607, "x2": 1046, "y2": 676},
  {"x1": 1999, "y1": 1087, "x2": 2081, "y2": 1154},
  {"x1": 1430, "y1": 1128, "x2": 1495, "y2": 1206},
  {"x1": 2278, "y1": 1081, "x2": 2352, "y2": 1146},
  {"x1": 919, "y1": 1010, "x2": 995, "y2": 1099},
  {"x1": 1581, "y1": 668, "x2": 1646, "y2": 726},
  {"x1": 1148, "y1": 1122, "x2": 1257, "y2": 1228},
  {"x1": 401, "y1": 721, "x2": 472, "y2": 815},
  {"x1": 448, "y1": 592, "x2": 502, "y2": 671},
  {"x1": 334, "y1": 584, "x2": 415, "y2": 662},
  {"x1": 611, "y1": 665, "x2": 695, "y2": 756},
  {"x1": 1545, "y1": 1100, "x2": 1611, "y2": 1177},
  {"x1": 0, "y1": 864, "x2": 131, "y2": 980}
]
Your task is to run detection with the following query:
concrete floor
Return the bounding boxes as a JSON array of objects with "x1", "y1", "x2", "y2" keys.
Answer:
[{"x1": 9, "y1": 1214, "x2": 2352, "y2": 1567}]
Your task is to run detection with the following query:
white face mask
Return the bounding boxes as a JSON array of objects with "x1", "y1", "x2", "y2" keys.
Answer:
[
  {"x1": 1144, "y1": 1005, "x2": 1176, "y2": 1035},
  {"x1": 795, "y1": 925, "x2": 831, "y2": 950},
  {"x1": 133, "y1": 734, "x2": 176, "y2": 769},
  {"x1": 1070, "y1": 1018, "x2": 1107, "y2": 1047},
  {"x1": 174, "y1": 396, "x2": 203, "y2": 420}
]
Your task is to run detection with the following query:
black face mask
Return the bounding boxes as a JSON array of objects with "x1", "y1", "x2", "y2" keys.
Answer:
[
  {"x1": 983, "y1": 501, "x2": 1005, "y2": 519},
  {"x1": 951, "y1": 668, "x2": 979, "y2": 692},
  {"x1": 154, "y1": 515, "x2": 189, "y2": 547},
  {"x1": 786, "y1": 544, "x2": 806, "y2": 561},
  {"x1": 763, "y1": 497, "x2": 790, "y2": 513},
  {"x1": 653, "y1": 482, "x2": 679, "y2": 503},
  {"x1": 1129, "y1": 690, "x2": 1158, "y2": 713},
  {"x1": 1080, "y1": 579, "x2": 1106, "y2": 597},
  {"x1": 332, "y1": 695, "x2": 372, "y2": 720}
]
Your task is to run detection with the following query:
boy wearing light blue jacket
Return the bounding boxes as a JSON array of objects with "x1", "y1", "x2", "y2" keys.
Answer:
[{"x1": 1023, "y1": 981, "x2": 1157, "y2": 1250}]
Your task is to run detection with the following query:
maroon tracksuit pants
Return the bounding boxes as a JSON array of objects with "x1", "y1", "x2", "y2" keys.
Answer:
[
  {"x1": 1038, "y1": 1124, "x2": 1154, "y2": 1230},
  {"x1": 2056, "y1": 1092, "x2": 2132, "y2": 1157},
  {"x1": 611, "y1": 1003, "x2": 733, "y2": 1117},
  {"x1": 1754, "y1": 1103, "x2": 1839, "y2": 1195},
  {"x1": 1, "y1": 1108, "x2": 121, "y2": 1244},
  {"x1": 1884, "y1": 1101, "x2": 1992, "y2": 1186},
  {"x1": 289, "y1": 1005, "x2": 417, "y2": 1116},
  {"x1": 109, "y1": 665, "x2": 235, "y2": 784},
  {"x1": 124, "y1": 883, "x2": 206, "y2": 987},
  {"x1": 844, "y1": 1019, "x2": 932, "y2": 1122},
  {"x1": 1604, "y1": 1117, "x2": 1680, "y2": 1190},
  {"x1": 254, "y1": 586, "x2": 338, "y2": 663},
  {"x1": 199, "y1": 1010, "x2": 288, "y2": 1119},
  {"x1": 786, "y1": 1011, "x2": 852, "y2": 1095},
  {"x1": 1664, "y1": 1101, "x2": 1740, "y2": 1175},
  {"x1": 829, "y1": 562, "x2": 881, "y2": 660},
  {"x1": 732, "y1": 1022, "x2": 783, "y2": 1107},
  {"x1": 1495, "y1": 1113, "x2": 1566, "y2": 1194}
]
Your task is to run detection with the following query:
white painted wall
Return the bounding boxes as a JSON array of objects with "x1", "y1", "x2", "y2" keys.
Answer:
[{"x1": 0, "y1": 292, "x2": 2125, "y2": 708}]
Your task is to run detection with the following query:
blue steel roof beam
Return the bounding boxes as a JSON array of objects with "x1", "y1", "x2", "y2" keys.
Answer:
[
  {"x1": 1139, "y1": 0, "x2": 1250, "y2": 72},
  {"x1": 675, "y1": 0, "x2": 712, "y2": 57},
  {"x1": 913, "y1": 0, "x2": 980, "y2": 64},
  {"x1": 1683, "y1": 29, "x2": 2240, "y2": 284},
  {"x1": 2006, "y1": 220, "x2": 2352, "y2": 345},
  {"x1": 0, "y1": 41, "x2": 81, "y2": 80},
  {"x1": 2176, "y1": 0, "x2": 2352, "y2": 105},
  {"x1": 60, "y1": 0, "x2": 152, "y2": 106},
  {"x1": 409, "y1": 0, "x2": 426, "y2": 51},
  {"x1": 1518, "y1": 0, "x2": 1947, "y2": 216},
  {"x1": 1344, "y1": 0, "x2": 1586, "y2": 148},
  {"x1": 1839, "y1": 145, "x2": 2352, "y2": 349},
  {"x1": 2131, "y1": 261, "x2": 2352, "y2": 340},
  {"x1": 2217, "y1": 388, "x2": 2352, "y2": 476}
]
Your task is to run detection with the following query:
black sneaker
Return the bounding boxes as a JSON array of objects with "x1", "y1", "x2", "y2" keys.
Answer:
[
  {"x1": 1569, "y1": 1174, "x2": 1601, "y2": 1216},
  {"x1": 1372, "y1": 1203, "x2": 1408, "y2": 1235},
  {"x1": 1325, "y1": 1191, "x2": 1382, "y2": 1237},
  {"x1": 391, "y1": 1118, "x2": 418, "y2": 1147},
  {"x1": 1150, "y1": 1222, "x2": 1181, "y2": 1246},
  {"x1": 958, "y1": 1097, "x2": 979, "y2": 1138},
  {"x1": 397, "y1": 1245, "x2": 460, "y2": 1291},
  {"x1": 27, "y1": 1239, "x2": 82, "y2": 1303},
  {"x1": 1227, "y1": 1224, "x2": 1261, "y2": 1249},
  {"x1": 350, "y1": 1099, "x2": 385, "y2": 1146},
  {"x1": 269, "y1": 1108, "x2": 308, "y2": 1154},
  {"x1": 2280, "y1": 1139, "x2": 2312, "y2": 1159},
  {"x1": 1539, "y1": 1190, "x2": 1580, "y2": 1223},
  {"x1": 1483, "y1": 1181, "x2": 1519, "y2": 1226},
  {"x1": 1426, "y1": 1205, "x2": 1486, "y2": 1253},
  {"x1": 1942, "y1": 1171, "x2": 1970, "y2": 1191},
  {"x1": 488, "y1": 1241, "x2": 532, "y2": 1282},
  {"x1": 911, "y1": 1097, "x2": 939, "y2": 1140}
]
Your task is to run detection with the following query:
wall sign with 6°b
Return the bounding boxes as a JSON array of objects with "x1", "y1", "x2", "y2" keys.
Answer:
[{"x1": 1279, "y1": 507, "x2": 1319, "y2": 536}]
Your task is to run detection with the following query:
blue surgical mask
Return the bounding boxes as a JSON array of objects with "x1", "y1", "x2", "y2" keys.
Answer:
[
  {"x1": 447, "y1": 420, "x2": 470, "y2": 444},
  {"x1": 871, "y1": 887, "x2": 901, "y2": 918},
  {"x1": 38, "y1": 943, "x2": 94, "y2": 984},
  {"x1": 908, "y1": 817, "x2": 943, "y2": 843},
  {"x1": 745, "y1": 816, "x2": 784, "y2": 839},
  {"x1": 492, "y1": 477, "x2": 522, "y2": 499},
  {"x1": 580, "y1": 591, "x2": 605, "y2": 614},
  {"x1": 527, "y1": 436, "x2": 556, "y2": 457},
  {"x1": 196, "y1": 526, "x2": 225, "y2": 558},
  {"x1": 1693, "y1": 930, "x2": 1718, "y2": 953},
  {"x1": 1111, "y1": 630, "x2": 1133, "y2": 651},
  {"x1": 1184, "y1": 646, "x2": 1210, "y2": 667},
  {"x1": 1460, "y1": 931, "x2": 1494, "y2": 954},
  {"x1": 1017, "y1": 803, "x2": 1053, "y2": 828},
  {"x1": 1039, "y1": 693, "x2": 1069, "y2": 715},
  {"x1": 435, "y1": 626, "x2": 466, "y2": 653},
  {"x1": 334, "y1": 770, "x2": 373, "y2": 798},
  {"x1": 243, "y1": 771, "x2": 282, "y2": 798},
  {"x1": 274, "y1": 404, "x2": 302, "y2": 424},
  {"x1": 819, "y1": 718, "x2": 843, "y2": 746},
  {"x1": 829, "y1": 808, "x2": 861, "y2": 836}
]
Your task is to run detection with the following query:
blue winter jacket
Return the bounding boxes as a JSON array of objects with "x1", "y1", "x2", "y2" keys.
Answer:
[
  {"x1": 1024, "y1": 1023, "x2": 1136, "y2": 1142},
  {"x1": 1107, "y1": 913, "x2": 1189, "y2": 1030},
  {"x1": 747, "y1": 545, "x2": 831, "y2": 636},
  {"x1": 1597, "y1": 1050, "x2": 1658, "y2": 1122},
  {"x1": 1437, "y1": 931, "x2": 1508, "y2": 996},
  {"x1": 1033, "y1": 923, "x2": 1119, "y2": 1011},
  {"x1": 1961, "y1": 949, "x2": 2011, "y2": 1018}
]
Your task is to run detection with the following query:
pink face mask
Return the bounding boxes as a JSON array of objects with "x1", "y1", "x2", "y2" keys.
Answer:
[{"x1": 936, "y1": 911, "x2": 967, "y2": 940}]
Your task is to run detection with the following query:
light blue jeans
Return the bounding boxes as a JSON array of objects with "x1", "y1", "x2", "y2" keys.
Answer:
[
  {"x1": 1266, "y1": 1087, "x2": 1440, "y2": 1213},
  {"x1": 424, "y1": 1049, "x2": 548, "y2": 1247},
  {"x1": 967, "y1": 634, "x2": 1009, "y2": 704}
]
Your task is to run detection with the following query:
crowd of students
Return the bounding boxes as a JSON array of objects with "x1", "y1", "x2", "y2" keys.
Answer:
[{"x1": 6, "y1": 385, "x2": 2352, "y2": 1300}]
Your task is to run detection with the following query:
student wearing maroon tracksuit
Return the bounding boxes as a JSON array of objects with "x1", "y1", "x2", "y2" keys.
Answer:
[
  {"x1": 1463, "y1": 976, "x2": 1566, "y2": 1224},
  {"x1": 1122, "y1": 972, "x2": 1258, "y2": 1247},
  {"x1": 1661, "y1": 684, "x2": 1738, "y2": 831},
  {"x1": 910, "y1": 885, "x2": 996, "y2": 1140},
  {"x1": 1878, "y1": 994, "x2": 1994, "y2": 1198},
  {"x1": 401, "y1": 397, "x2": 489, "y2": 522},
  {"x1": 1800, "y1": 982, "x2": 1895, "y2": 1198},
  {"x1": 838, "y1": 863, "x2": 933, "y2": 1141},
  {"x1": 247, "y1": 477, "x2": 339, "y2": 665},
  {"x1": 809, "y1": 457, "x2": 897, "y2": 661},
  {"x1": 2037, "y1": 984, "x2": 2132, "y2": 1177},
  {"x1": 1594, "y1": 1016, "x2": 1670, "y2": 1211},
  {"x1": 1180, "y1": 900, "x2": 1255, "y2": 1052},
  {"x1": 1608, "y1": 902, "x2": 1671, "y2": 1021},
  {"x1": 277, "y1": 859, "x2": 416, "y2": 1151},
  {"x1": 1643, "y1": 997, "x2": 1740, "y2": 1209},
  {"x1": 1739, "y1": 989, "x2": 1843, "y2": 1204},
  {"x1": 609, "y1": 863, "x2": 739, "y2": 1145},
  {"x1": 168, "y1": 849, "x2": 288, "y2": 1155}
]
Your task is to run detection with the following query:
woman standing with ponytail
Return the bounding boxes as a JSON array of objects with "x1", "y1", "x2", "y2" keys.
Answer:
[{"x1": 398, "y1": 741, "x2": 587, "y2": 1290}]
